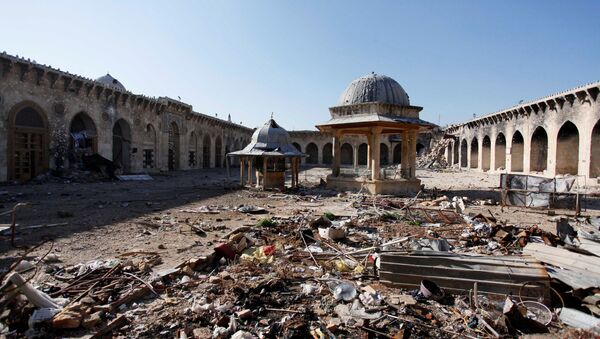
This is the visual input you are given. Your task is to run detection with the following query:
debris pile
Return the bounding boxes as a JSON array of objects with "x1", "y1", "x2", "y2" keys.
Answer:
[
  {"x1": 417, "y1": 134, "x2": 451, "y2": 169},
  {"x1": 2, "y1": 192, "x2": 600, "y2": 338}
]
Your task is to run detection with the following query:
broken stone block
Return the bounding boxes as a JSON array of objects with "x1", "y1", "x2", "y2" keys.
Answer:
[
  {"x1": 52, "y1": 310, "x2": 82, "y2": 329},
  {"x1": 82, "y1": 311, "x2": 103, "y2": 329},
  {"x1": 236, "y1": 309, "x2": 252, "y2": 320}
]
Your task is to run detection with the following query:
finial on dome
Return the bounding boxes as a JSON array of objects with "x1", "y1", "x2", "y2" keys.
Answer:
[{"x1": 270, "y1": 112, "x2": 274, "y2": 119}]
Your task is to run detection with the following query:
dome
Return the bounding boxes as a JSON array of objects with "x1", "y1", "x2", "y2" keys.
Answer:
[
  {"x1": 337, "y1": 73, "x2": 409, "y2": 106},
  {"x1": 251, "y1": 119, "x2": 291, "y2": 146},
  {"x1": 96, "y1": 73, "x2": 126, "y2": 91}
]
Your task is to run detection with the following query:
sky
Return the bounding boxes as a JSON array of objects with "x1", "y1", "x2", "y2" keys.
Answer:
[{"x1": 2, "y1": 1, "x2": 599, "y2": 130}]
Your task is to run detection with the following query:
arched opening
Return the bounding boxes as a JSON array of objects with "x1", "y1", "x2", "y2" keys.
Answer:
[
  {"x1": 143, "y1": 124, "x2": 156, "y2": 169},
  {"x1": 380, "y1": 143, "x2": 389, "y2": 166},
  {"x1": 168, "y1": 122, "x2": 180, "y2": 171},
  {"x1": 358, "y1": 143, "x2": 368, "y2": 165},
  {"x1": 306, "y1": 143, "x2": 318, "y2": 164},
  {"x1": 112, "y1": 119, "x2": 132, "y2": 173},
  {"x1": 292, "y1": 143, "x2": 301, "y2": 152},
  {"x1": 8, "y1": 104, "x2": 49, "y2": 181},
  {"x1": 393, "y1": 143, "x2": 402, "y2": 164},
  {"x1": 70, "y1": 112, "x2": 97, "y2": 153},
  {"x1": 341, "y1": 143, "x2": 353, "y2": 165},
  {"x1": 446, "y1": 143, "x2": 453, "y2": 165},
  {"x1": 460, "y1": 139, "x2": 468, "y2": 167},
  {"x1": 591, "y1": 120, "x2": 600, "y2": 178},
  {"x1": 481, "y1": 136, "x2": 491, "y2": 171},
  {"x1": 189, "y1": 132, "x2": 198, "y2": 168},
  {"x1": 323, "y1": 143, "x2": 333, "y2": 164},
  {"x1": 416, "y1": 143, "x2": 425, "y2": 156},
  {"x1": 203, "y1": 135, "x2": 211, "y2": 168},
  {"x1": 470, "y1": 137, "x2": 478, "y2": 169},
  {"x1": 69, "y1": 112, "x2": 97, "y2": 169},
  {"x1": 453, "y1": 140, "x2": 459, "y2": 164},
  {"x1": 530, "y1": 127, "x2": 548, "y2": 173},
  {"x1": 495, "y1": 133, "x2": 506, "y2": 171},
  {"x1": 556, "y1": 121, "x2": 579, "y2": 175},
  {"x1": 511, "y1": 131, "x2": 524, "y2": 172},
  {"x1": 215, "y1": 136, "x2": 222, "y2": 168}
]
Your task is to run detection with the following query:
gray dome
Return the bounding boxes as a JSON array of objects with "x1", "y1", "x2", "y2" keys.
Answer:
[
  {"x1": 337, "y1": 73, "x2": 409, "y2": 106},
  {"x1": 251, "y1": 119, "x2": 290, "y2": 146},
  {"x1": 96, "y1": 73, "x2": 126, "y2": 91}
]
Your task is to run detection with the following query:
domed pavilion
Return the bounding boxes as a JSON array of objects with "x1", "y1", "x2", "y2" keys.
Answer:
[
  {"x1": 316, "y1": 73, "x2": 435, "y2": 194},
  {"x1": 228, "y1": 118, "x2": 305, "y2": 190}
]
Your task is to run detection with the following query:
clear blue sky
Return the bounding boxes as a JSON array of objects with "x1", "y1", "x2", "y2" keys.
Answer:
[{"x1": 2, "y1": 1, "x2": 599, "y2": 130}]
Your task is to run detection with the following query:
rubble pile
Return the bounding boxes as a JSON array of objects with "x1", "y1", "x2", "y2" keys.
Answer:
[
  {"x1": 417, "y1": 134, "x2": 450, "y2": 169},
  {"x1": 2, "y1": 192, "x2": 600, "y2": 338}
]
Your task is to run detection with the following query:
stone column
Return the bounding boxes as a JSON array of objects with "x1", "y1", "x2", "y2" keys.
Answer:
[
  {"x1": 366, "y1": 142, "x2": 371, "y2": 170},
  {"x1": 370, "y1": 129, "x2": 381, "y2": 180},
  {"x1": 579, "y1": 123, "x2": 592, "y2": 178},
  {"x1": 523, "y1": 129, "x2": 532, "y2": 174},
  {"x1": 332, "y1": 132, "x2": 341, "y2": 177},
  {"x1": 239, "y1": 158, "x2": 244, "y2": 186},
  {"x1": 490, "y1": 133, "x2": 497, "y2": 173},
  {"x1": 401, "y1": 130, "x2": 410, "y2": 178},
  {"x1": 408, "y1": 130, "x2": 418, "y2": 178},
  {"x1": 478, "y1": 136, "x2": 483, "y2": 171},
  {"x1": 353, "y1": 144, "x2": 359, "y2": 169},
  {"x1": 247, "y1": 158, "x2": 253, "y2": 186}
]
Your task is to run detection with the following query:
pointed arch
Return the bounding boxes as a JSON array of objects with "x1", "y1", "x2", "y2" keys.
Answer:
[
  {"x1": 530, "y1": 127, "x2": 548, "y2": 172},
  {"x1": 189, "y1": 131, "x2": 198, "y2": 168},
  {"x1": 306, "y1": 143, "x2": 318, "y2": 164},
  {"x1": 511, "y1": 131, "x2": 524, "y2": 172},
  {"x1": 143, "y1": 124, "x2": 157, "y2": 169},
  {"x1": 591, "y1": 120, "x2": 600, "y2": 178},
  {"x1": 8, "y1": 102, "x2": 49, "y2": 181},
  {"x1": 393, "y1": 143, "x2": 402, "y2": 164},
  {"x1": 341, "y1": 143, "x2": 353, "y2": 165},
  {"x1": 380, "y1": 143, "x2": 389, "y2": 165},
  {"x1": 113, "y1": 119, "x2": 132, "y2": 173},
  {"x1": 358, "y1": 143, "x2": 368, "y2": 165},
  {"x1": 495, "y1": 133, "x2": 506, "y2": 170},
  {"x1": 322, "y1": 143, "x2": 333, "y2": 164},
  {"x1": 215, "y1": 135, "x2": 222, "y2": 168},
  {"x1": 203, "y1": 135, "x2": 211, "y2": 168},
  {"x1": 556, "y1": 121, "x2": 579, "y2": 175},
  {"x1": 167, "y1": 122, "x2": 180, "y2": 171},
  {"x1": 460, "y1": 139, "x2": 468, "y2": 168},
  {"x1": 470, "y1": 137, "x2": 478, "y2": 168}
]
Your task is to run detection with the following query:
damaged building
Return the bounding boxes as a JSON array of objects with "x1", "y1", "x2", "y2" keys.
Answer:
[
  {"x1": 444, "y1": 81, "x2": 600, "y2": 180},
  {"x1": 0, "y1": 52, "x2": 434, "y2": 183}
]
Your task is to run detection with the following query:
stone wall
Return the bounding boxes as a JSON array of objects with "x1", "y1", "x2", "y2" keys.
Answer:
[
  {"x1": 0, "y1": 53, "x2": 253, "y2": 181},
  {"x1": 445, "y1": 81, "x2": 600, "y2": 179}
]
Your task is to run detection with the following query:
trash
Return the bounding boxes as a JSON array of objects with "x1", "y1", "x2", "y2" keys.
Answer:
[
  {"x1": 419, "y1": 279, "x2": 445, "y2": 301},
  {"x1": 237, "y1": 205, "x2": 267, "y2": 214},
  {"x1": 559, "y1": 308, "x2": 600, "y2": 334},
  {"x1": 318, "y1": 227, "x2": 346, "y2": 240},
  {"x1": 518, "y1": 301, "x2": 552, "y2": 326},
  {"x1": 330, "y1": 281, "x2": 357, "y2": 301}
]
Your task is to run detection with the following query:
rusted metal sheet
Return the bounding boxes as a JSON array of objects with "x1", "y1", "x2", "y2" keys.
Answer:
[{"x1": 379, "y1": 251, "x2": 549, "y2": 300}]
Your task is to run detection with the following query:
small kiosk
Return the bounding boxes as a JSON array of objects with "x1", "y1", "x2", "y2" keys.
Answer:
[{"x1": 228, "y1": 119, "x2": 305, "y2": 190}]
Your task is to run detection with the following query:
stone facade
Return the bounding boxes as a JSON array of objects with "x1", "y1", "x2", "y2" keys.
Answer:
[
  {"x1": 0, "y1": 52, "x2": 434, "y2": 183},
  {"x1": 445, "y1": 81, "x2": 600, "y2": 179},
  {"x1": 0, "y1": 53, "x2": 253, "y2": 181}
]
